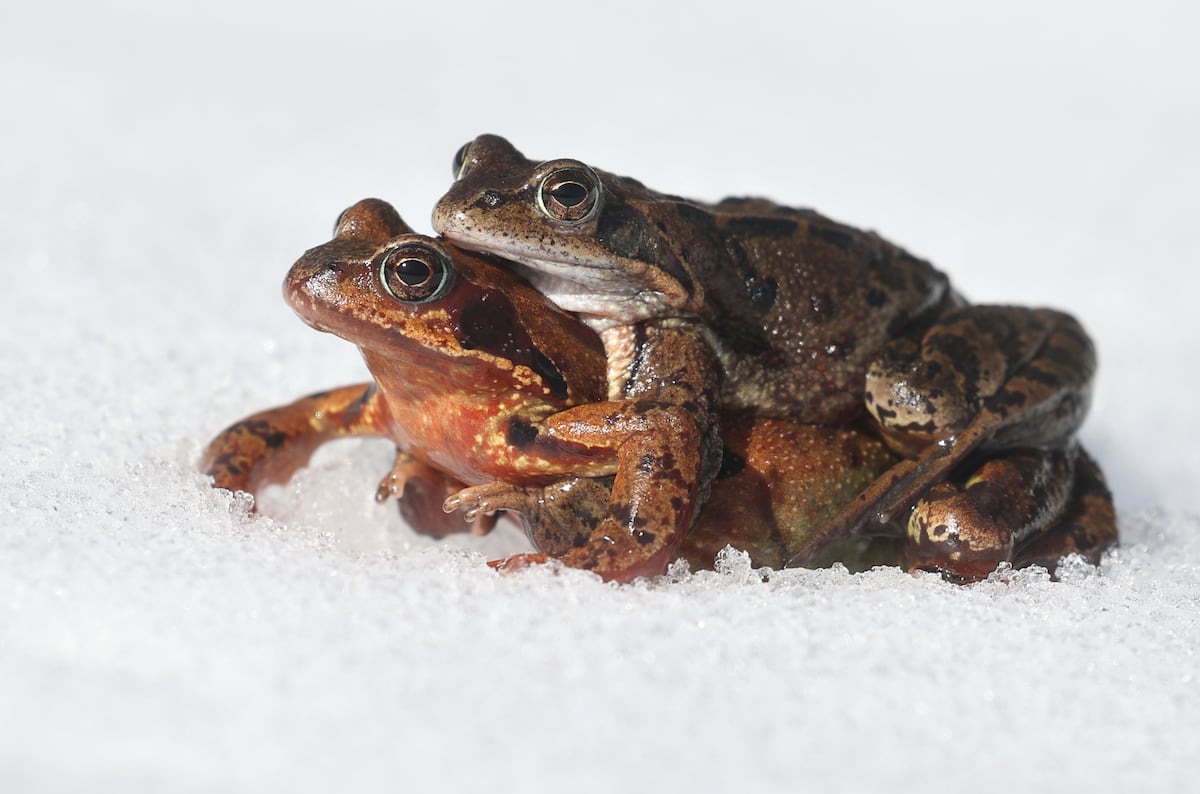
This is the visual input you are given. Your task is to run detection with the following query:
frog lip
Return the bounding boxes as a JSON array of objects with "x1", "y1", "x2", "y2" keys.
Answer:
[
  {"x1": 437, "y1": 224, "x2": 637, "y2": 293},
  {"x1": 438, "y1": 221, "x2": 603, "y2": 269},
  {"x1": 442, "y1": 233, "x2": 668, "y2": 323}
]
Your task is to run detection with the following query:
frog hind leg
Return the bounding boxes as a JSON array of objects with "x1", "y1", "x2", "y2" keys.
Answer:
[
  {"x1": 905, "y1": 445, "x2": 1078, "y2": 582},
  {"x1": 788, "y1": 306, "x2": 1096, "y2": 567},
  {"x1": 201, "y1": 382, "x2": 386, "y2": 501},
  {"x1": 867, "y1": 306, "x2": 1096, "y2": 456},
  {"x1": 1012, "y1": 446, "x2": 1118, "y2": 574}
]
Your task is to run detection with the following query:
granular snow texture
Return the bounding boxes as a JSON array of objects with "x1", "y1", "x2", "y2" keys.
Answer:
[{"x1": 3, "y1": 2, "x2": 1198, "y2": 792}]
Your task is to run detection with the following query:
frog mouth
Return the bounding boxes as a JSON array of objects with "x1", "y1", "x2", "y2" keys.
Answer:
[
  {"x1": 492, "y1": 249, "x2": 676, "y2": 326},
  {"x1": 441, "y1": 231, "x2": 677, "y2": 324}
]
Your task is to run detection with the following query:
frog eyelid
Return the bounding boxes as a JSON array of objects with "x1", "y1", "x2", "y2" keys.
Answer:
[
  {"x1": 534, "y1": 161, "x2": 603, "y2": 224},
  {"x1": 332, "y1": 208, "x2": 349, "y2": 237},
  {"x1": 376, "y1": 242, "x2": 454, "y2": 304},
  {"x1": 452, "y1": 142, "x2": 471, "y2": 180}
]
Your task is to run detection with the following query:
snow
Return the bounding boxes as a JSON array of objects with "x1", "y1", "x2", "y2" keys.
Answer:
[{"x1": 3, "y1": 1, "x2": 1199, "y2": 791}]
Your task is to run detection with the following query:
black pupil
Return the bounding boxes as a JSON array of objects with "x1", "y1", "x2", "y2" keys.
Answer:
[
  {"x1": 394, "y1": 258, "x2": 431, "y2": 286},
  {"x1": 548, "y1": 180, "x2": 589, "y2": 207}
]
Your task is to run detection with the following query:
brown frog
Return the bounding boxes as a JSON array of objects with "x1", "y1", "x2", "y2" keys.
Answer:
[
  {"x1": 432, "y1": 135, "x2": 1117, "y2": 579},
  {"x1": 201, "y1": 199, "x2": 900, "y2": 579}
]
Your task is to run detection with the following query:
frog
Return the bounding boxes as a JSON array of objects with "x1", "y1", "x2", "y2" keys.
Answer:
[
  {"x1": 201, "y1": 198, "x2": 905, "y2": 577},
  {"x1": 431, "y1": 134, "x2": 1118, "y2": 580}
]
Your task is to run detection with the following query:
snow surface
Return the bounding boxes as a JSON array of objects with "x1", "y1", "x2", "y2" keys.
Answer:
[{"x1": 4, "y1": 1, "x2": 1199, "y2": 791}]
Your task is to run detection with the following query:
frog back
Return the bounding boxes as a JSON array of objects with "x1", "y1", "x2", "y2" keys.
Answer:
[{"x1": 671, "y1": 197, "x2": 955, "y2": 420}]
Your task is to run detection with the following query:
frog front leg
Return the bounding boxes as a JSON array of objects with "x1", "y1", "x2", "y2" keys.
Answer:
[
  {"x1": 457, "y1": 322, "x2": 719, "y2": 582},
  {"x1": 202, "y1": 383, "x2": 387, "y2": 499},
  {"x1": 449, "y1": 476, "x2": 615, "y2": 571},
  {"x1": 447, "y1": 398, "x2": 707, "y2": 582},
  {"x1": 789, "y1": 306, "x2": 1101, "y2": 568},
  {"x1": 375, "y1": 450, "x2": 496, "y2": 538}
]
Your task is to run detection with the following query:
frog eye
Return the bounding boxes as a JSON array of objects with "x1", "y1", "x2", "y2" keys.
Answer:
[
  {"x1": 377, "y1": 243, "x2": 453, "y2": 304},
  {"x1": 536, "y1": 165, "x2": 601, "y2": 223},
  {"x1": 332, "y1": 207, "x2": 349, "y2": 237},
  {"x1": 452, "y1": 142, "x2": 471, "y2": 180}
]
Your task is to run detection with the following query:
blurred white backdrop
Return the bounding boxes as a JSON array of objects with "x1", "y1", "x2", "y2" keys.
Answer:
[{"x1": 3, "y1": 1, "x2": 1198, "y2": 792}]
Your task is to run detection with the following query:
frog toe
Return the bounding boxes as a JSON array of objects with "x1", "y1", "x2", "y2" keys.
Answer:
[{"x1": 444, "y1": 481, "x2": 538, "y2": 522}]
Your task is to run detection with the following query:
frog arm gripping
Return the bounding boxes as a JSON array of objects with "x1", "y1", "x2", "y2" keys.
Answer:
[{"x1": 446, "y1": 399, "x2": 706, "y2": 583}]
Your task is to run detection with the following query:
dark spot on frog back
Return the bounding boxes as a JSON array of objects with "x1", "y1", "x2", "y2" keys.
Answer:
[
  {"x1": 745, "y1": 274, "x2": 778, "y2": 312},
  {"x1": 723, "y1": 215, "x2": 799, "y2": 238},
  {"x1": 807, "y1": 222, "x2": 858, "y2": 253},
  {"x1": 674, "y1": 202, "x2": 719, "y2": 233},
  {"x1": 710, "y1": 315, "x2": 772, "y2": 356},
  {"x1": 457, "y1": 292, "x2": 570, "y2": 400}
]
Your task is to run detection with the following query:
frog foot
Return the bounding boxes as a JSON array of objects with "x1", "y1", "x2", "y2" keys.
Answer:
[
  {"x1": 486, "y1": 537, "x2": 673, "y2": 582},
  {"x1": 374, "y1": 455, "x2": 424, "y2": 504},
  {"x1": 444, "y1": 481, "x2": 540, "y2": 534},
  {"x1": 377, "y1": 451, "x2": 492, "y2": 538},
  {"x1": 487, "y1": 553, "x2": 556, "y2": 574},
  {"x1": 799, "y1": 306, "x2": 1101, "y2": 562},
  {"x1": 905, "y1": 446, "x2": 1077, "y2": 582},
  {"x1": 548, "y1": 517, "x2": 683, "y2": 583}
]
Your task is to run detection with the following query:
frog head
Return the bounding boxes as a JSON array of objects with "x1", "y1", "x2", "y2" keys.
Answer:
[
  {"x1": 285, "y1": 198, "x2": 606, "y2": 405},
  {"x1": 433, "y1": 134, "x2": 699, "y2": 327}
]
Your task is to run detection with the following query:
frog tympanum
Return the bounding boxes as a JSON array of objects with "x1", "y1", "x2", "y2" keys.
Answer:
[
  {"x1": 432, "y1": 135, "x2": 1117, "y2": 581},
  {"x1": 202, "y1": 199, "x2": 902, "y2": 580}
]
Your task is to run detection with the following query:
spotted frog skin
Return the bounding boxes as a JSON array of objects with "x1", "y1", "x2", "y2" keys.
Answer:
[
  {"x1": 201, "y1": 199, "x2": 907, "y2": 577},
  {"x1": 432, "y1": 135, "x2": 1118, "y2": 579}
]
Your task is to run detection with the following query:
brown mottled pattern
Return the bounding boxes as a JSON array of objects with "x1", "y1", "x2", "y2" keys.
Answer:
[
  {"x1": 434, "y1": 135, "x2": 1116, "y2": 582},
  {"x1": 433, "y1": 134, "x2": 953, "y2": 425},
  {"x1": 201, "y1": 383, "x2": 382, "y2": 497},
  {"x1": 207, "y1": 178, "x2": 1118, "y2": 583}
]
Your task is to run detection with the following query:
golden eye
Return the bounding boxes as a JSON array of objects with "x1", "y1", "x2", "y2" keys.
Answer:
[
  {"x1": 452, "y1": 142, "x2": 471, "y2": 180},
  {"x1": 536, "y1": 165, "x2": 601, "y2": 223},
  {"x1": 378, "y1": 243, "x2": 452, "y2": 303}
]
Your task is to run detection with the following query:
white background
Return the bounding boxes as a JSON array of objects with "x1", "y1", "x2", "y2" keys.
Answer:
[{"x1": 3, "y1": 1, "x2": 1198, "y2": 791}]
